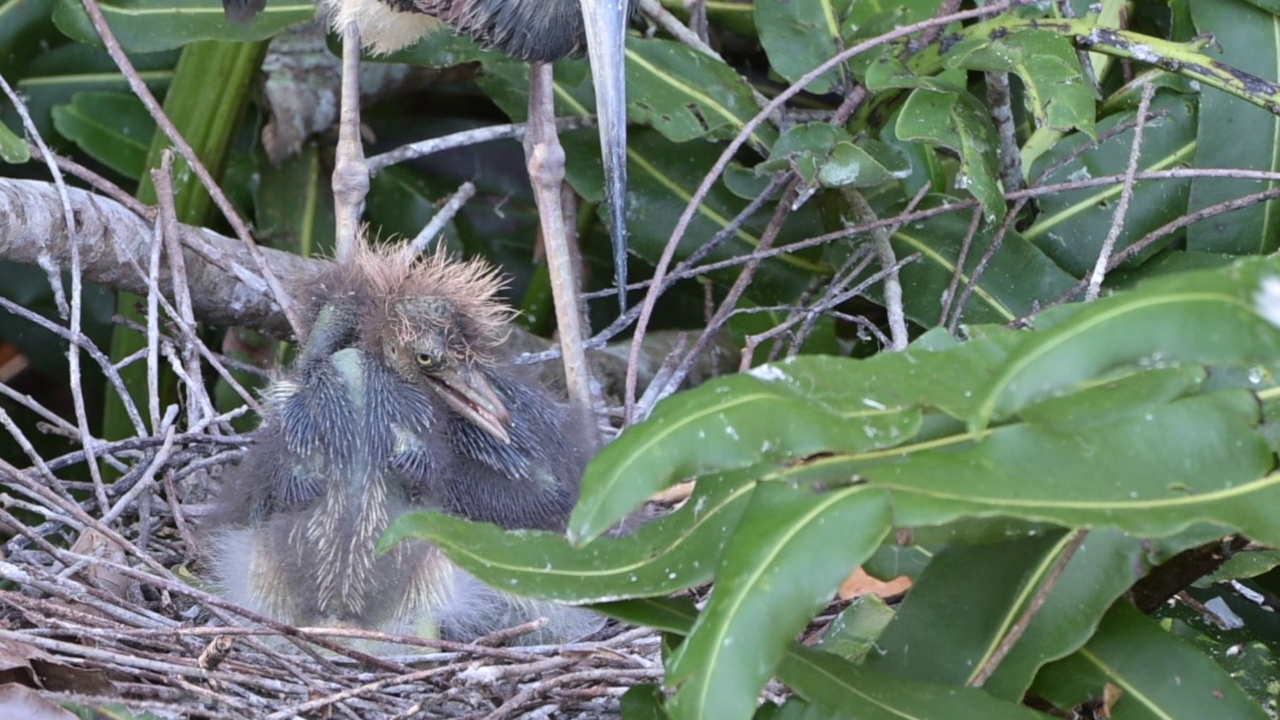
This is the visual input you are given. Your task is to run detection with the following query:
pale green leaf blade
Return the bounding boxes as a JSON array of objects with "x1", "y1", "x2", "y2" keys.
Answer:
[
  {"x1": 569, "y1": 359, "x2": 923, "y2": 543},
  {"x1": 754, "y1": 0, "x2": 850, "y2": 95},
  {"x1": 665, "y1": 484, "x2": 891, "y2": 720},
  {"x1": 51, "y1": 91, "x2": 155, "y2": 179}
]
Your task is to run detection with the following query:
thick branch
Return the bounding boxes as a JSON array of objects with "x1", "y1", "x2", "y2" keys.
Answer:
[
  {"x1": 0, "y1": 177, "x2": 313, "y2": 338},
  {"x1": 0, "y1": 177, "x2": 735, "y2": 396}
]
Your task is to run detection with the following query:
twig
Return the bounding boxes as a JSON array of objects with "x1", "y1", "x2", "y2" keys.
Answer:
[
  {"x1": 77, "y1": 0, "x2": 303, "y2": 337},
  {"x1": 1086, "y1": 82, "x2": 1155, "y2": 300},
  {"x1": 968, "y1": 529, "x2": 1089, "y2": 687},
  {"x1": 408, "y1": 182, "x2": 476, "y2": 255}
]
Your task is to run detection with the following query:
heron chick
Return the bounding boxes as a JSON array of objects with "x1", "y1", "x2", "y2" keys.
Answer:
[{"x1": 206, "y1": 242, "x2": 599, "y2": 645}]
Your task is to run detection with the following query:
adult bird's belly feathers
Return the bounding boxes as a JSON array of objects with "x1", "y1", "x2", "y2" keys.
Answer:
[{"x1": 206, "y1": 242, "x2": 600, "y2": 645}]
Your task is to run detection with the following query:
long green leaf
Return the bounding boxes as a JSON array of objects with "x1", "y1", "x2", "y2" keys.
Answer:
[
  {"x1": 865, "y1": 532, "x2": 1154, "y2": 701},
  {"x1": 53, "y1": 0, "x2": 313, "y2": 53},
  {"x1": 665, "y1": 484, "x2": 891, "y2": 720},
  {"x1": 971, "y1": 265, "x2": 1280, "y2": 429},
  {"x1": 1033, "y1": 602, "x2": 1268, "y2": 719},
  {"x1": 571, "y1": 331, "x2": 1026, "y2": 543},
  {"x1": 595, "y1": 598, "x2": 1049, "y2": 720},
  {"x1": 787, "y1": 391, "x2": 1280, "y2": 545},
  {"x1": 380, "y1": 470, "x2": 757, "y2": 602}
]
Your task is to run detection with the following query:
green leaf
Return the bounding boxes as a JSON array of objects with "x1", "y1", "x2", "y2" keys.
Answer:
[
  {"x1": 944, "y1": 29, "x2": 1096, "y2": 137},
  {"x1": 1186, "y1": 0, "x2": 1280, "y2": 254},
  {"x1": 665, "y1": 484, "x2": 891, "y2": 720},
  {"x1": 53, "y1": 0, "x2": 314, "y2": 53},
  {"x1": 759, "y1": 124, "x2": 910, "y2": 190},
  {"x1": 1033, "y1": 602, "x2": 1268, "y2": 719},
  {"x1": 816, "y1": 594, "x2": 895, "y2": 663},
  {"x1": 621, "y1": 685, "x2": 669, "y2": 720},
  {"x1": 971, "y1": 264, "x2": 1280, "y2": 429},
  {"x1": 0, "y1": 118, "x2": 28, "y2": 163},
  {"x1": 896, "y1": 86, "x2": 1005, "y2": 220},
  {"x1": 52, "y1": 91, "x2": 155, "y2": 178},
  {"x1": 571, "y1": 332, "x2": 1026, "y2": 542},
  {"x1": 380, "y1": 469, "x2": 757, "y2": 602},
  {"x1": 1016, "y1": 365, "x2": 1209, "y2": 432},
  {"x1": 569, "y1": 356, "x2": 927, "y2": 543},
  {"x1": 625, "y1": 37, "x2": 775, "y2": 150},
  {"x1": 253, "y1": 142, "x2": 334, "y2": 257},
  {"x1": 595, "y1": 597, "x2": 1047, "y2": 720},
  {"x1": 881, "y1": 197, "x2": 1077, "y2": 325},
  {"x1": 6, "y1": 43, "x2": 175, "y2": 143},
  {"x1": 1024, "y1": 93, "x2": 1197, "y2": 277},
  {"x1": 865, "y1": 532, "x2": 1152, "y2": 701},
  {"x1": 781, "y1": 645, "x2": 1048, "y2": 720},
  {"x1": 561, "y1": 128, "x2": 831, "y2": 304},
  {"x1": 754, "y1": 0, "x2": 852, "y2": 95},
  {"x1": 788, "y1": 390, "x2": 1280, "y2": 545}
]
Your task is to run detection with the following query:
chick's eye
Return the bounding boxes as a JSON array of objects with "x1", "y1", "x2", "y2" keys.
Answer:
[{"x1": 415, "y1": 353, "x2": 436, "y2": 369}]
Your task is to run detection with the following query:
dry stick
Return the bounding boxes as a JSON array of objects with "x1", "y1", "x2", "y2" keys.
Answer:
[
  {"x1": 1020, "y1": 184, "x2": 1280, "y2": 321},
  {"x1": 0, "y1": 72, "x2": 115, "y2": 513},
  {"x1": 367, "y1": 118, "x2": 596, "y2": 173},
  {"x1": 154, "y1": 150, "x2": 214, "y2": 427},
  {"x1": 408, "y1": 181, "x2": 476, "y2": 255},
  {"x1": 146, "y1": 165, "x2": 166, "y2": 434},
  {"x1": 986, "y1": 71, "x2": 1025, "y2": 194},
  {"x1": 938, "y1": 206, "x2": 984, "y2": 327},
  {"x1": 843, "y1": 188, "x2": 908, "y2": 350},
  {"x1": 623, "y1": 0, "x2": 1022, "y2": 419},
  {"x1": 634, "y1": 181, "x2": 801, "y2": 421},
  {"x1": 969, "y1": 529, "x2": 1089, "y2": 687},
  {"x1": 1086, "y1": 82, "x2": 1156, "y2": 301},
  {"x1": 0, "y1": 460, "x2": 374, "y2": 682},
  {"x1": 77, "y1": 0, "x2": 302, "y2": 337},
  {"x1": 481, "y1": 667, "x2": 663, "y2": 720}
]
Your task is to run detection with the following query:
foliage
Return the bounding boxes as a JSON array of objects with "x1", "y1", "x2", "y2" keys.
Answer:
[{"x1": 5, "y1": 0, "x2": 1280, "y2": 717}]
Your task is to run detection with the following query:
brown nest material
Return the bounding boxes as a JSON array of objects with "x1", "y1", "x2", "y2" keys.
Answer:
[{"x1": 0, "y1": 424, "x2": 663, "y2": 718}]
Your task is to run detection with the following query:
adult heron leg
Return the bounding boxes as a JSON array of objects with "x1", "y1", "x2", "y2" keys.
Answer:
[
  {"x1": 522, "y1": 62, "x2": 597, "y2": 420},
  {"x1": 332, "y1": 22, "x2": 371, "y2": 265}
]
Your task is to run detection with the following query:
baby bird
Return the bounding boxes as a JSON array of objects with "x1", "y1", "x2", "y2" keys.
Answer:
[{"x1": 206, "y1": 242, "x2": 599, "y2": 644}]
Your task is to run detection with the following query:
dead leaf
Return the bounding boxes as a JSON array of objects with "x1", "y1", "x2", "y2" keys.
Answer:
[
  {"x1": 0, "y1": 683, "x2": 77, "y2": 720},
  {"x1": 838, "y1": 567, "x2": 912, "y2": 600},
  {"x1": 69, "y1": 530, "x2": 129, "y2": 602}
]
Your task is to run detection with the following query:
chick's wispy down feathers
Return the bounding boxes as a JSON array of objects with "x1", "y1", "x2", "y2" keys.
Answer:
[{"x1": 206, "y1": 242, "x2": 599, "y2": 647}]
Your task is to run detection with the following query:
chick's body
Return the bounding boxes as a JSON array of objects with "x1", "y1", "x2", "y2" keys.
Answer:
[{"x1": 208, "y1": 244, "x2": 597, "y2": 642}]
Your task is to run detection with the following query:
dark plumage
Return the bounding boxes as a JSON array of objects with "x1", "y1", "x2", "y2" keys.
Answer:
[{"x1": 207, "y1": 242, "x2": 599, "y2": 644}]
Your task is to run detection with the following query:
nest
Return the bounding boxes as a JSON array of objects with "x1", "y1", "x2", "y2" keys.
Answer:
[{"x1": 0, "y1": 407, "x2": 666, "y2": 719}]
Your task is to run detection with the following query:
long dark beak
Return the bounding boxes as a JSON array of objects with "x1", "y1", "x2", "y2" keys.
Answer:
[
  {"x1": 580, "y1": 0, "x2": 629, "y2": 311},
  {"x1": 429, "y1": 366, "x2": 513, "y2": 444}
]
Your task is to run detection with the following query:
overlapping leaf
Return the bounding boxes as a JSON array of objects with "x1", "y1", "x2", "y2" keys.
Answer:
[
  {"x1": 53, "y1": 0, "x2": 313, "y2": 53},
  {"x1": 1033, "y1": 603, "x2": 1268, "y2": 719},
  {"x1": 381, "y1": 469, "x2": 757, "y2": 601},
  {"x1": 665, "y1": 484, "x2": 890, "y2": 720}
]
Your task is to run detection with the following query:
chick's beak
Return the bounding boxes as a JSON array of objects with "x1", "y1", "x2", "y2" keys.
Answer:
[{"x1": 429, "y1": 366, "x2": 512, "y2": 444}]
